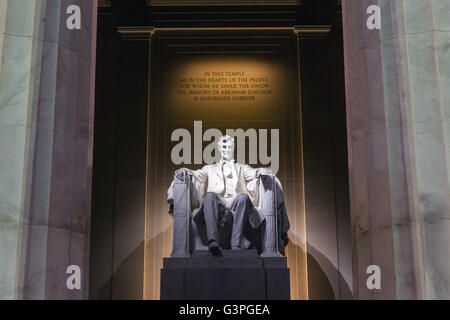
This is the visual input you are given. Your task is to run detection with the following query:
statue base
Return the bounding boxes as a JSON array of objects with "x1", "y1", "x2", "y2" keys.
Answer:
[{"x1": 160, "y1": 249, "x2": 290, "y2": 300}]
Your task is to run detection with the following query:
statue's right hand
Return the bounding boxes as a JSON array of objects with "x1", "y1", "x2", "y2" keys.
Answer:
[{"x1": 175, "y1": 168, "x2": 191, "y2": 176}]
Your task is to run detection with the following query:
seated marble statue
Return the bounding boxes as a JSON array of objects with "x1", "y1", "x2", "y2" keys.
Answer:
[{"x1": 167, "y1": 135, "x2": 290, "y2": 256}]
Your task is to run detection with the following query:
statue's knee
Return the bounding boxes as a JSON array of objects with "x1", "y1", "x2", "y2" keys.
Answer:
[
  {"x1": 235, "y1": 193, "x2": 250, "y2": 204},
  {"x1": 204, "y1": 192, "x2": 218, "y2": 203}
]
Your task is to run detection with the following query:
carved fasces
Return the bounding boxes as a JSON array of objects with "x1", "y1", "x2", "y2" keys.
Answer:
[
  {"x1": 259, "y1": 175, "x2": 279, "y2": 257},
  {"x1": 171, "y1": 173, "x2": 191, "y2": 257}
]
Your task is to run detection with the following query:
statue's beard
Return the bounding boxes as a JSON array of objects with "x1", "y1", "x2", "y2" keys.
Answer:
[{"x1": 220, "y1": 150, "x2": 234, "y2": 161}]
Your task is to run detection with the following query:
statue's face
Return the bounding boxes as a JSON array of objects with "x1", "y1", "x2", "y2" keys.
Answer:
[{"x1": 217, "y1": 135, "x2": 235, "y2": 161}]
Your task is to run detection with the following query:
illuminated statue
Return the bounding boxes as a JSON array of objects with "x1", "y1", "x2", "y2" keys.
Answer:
[{"x1": 167, "y1": 135, "x2": 290, "y2": 256}]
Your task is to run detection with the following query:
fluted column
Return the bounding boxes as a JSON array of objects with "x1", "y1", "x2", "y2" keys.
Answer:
[
  {"x1": 0, "y1": 0, "x2": 97, "y2": 299},
  {"x1": 343, "y1": 0, "x2": 450, "y2": 299}
]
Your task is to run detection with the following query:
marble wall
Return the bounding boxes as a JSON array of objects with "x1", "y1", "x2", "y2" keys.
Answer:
[
  {"x1": 0, "y1": 0, "x2": 97, "y2": 299},
  {"x1": 343, "y1": 0, "x2": 450, "y2": 299}
]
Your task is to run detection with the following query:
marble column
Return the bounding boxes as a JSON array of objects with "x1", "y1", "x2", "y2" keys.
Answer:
[
  {"x1": 0, "y1": 0, "x2": 97, "y2": 299},
  {"x1": 343, "y1": 0, "x2": 450, "y2": 299}
]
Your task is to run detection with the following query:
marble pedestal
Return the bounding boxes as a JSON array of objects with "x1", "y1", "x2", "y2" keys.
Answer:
[{"x1": 161, "y1": 250, "x2": 290, "y2": 300}]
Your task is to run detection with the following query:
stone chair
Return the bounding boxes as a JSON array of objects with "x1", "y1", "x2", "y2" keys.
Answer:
[{"x1": 170, "y1": 171, "x2": 281, "y2": 258}]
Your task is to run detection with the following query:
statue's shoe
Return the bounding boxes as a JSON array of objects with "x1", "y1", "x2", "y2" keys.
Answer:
[
  {"x1": 232, "y1": 246, "x2": 241, "y2": 250},
  {"x1": 208, "y1": 240, "x2": 220, "y2": 256}
]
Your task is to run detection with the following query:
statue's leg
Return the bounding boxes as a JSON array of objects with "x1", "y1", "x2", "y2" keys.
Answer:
[
  {"x1": 218, "y1": 209, "x2": 233, "y2": 249},
  {"x1": 230, "y1": 194, "x2": 252, "y2": 248},
  {"x1": 202, "y1": 192, "x2": 221, "y2": 243}
]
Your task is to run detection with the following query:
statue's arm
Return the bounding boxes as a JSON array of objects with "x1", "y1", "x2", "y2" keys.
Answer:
[
  {"x1": 190, "y1": 166, "x2": 208, "y2": 185},
  {"x1": 242, "y1": 164, "x2": 273, "y2": 181}
]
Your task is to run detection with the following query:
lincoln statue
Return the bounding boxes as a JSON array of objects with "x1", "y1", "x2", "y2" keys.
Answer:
[{"x1": 167, "y1": 135, "x2": 290, "y2": 256}]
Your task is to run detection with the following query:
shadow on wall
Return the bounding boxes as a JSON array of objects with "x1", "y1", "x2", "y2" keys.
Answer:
[
  {"x1": 96, "y1": 240, "x2": 146, "y2": 300},
  {"x1": 306, "y1": 244, "x2": 353, "y2": 300},
  {"x1": 287, "y1": 232, "x2": 353, "y2": 300},
  {"x1": 94, "y1": 225, "x2": 352, "y2": 300}
]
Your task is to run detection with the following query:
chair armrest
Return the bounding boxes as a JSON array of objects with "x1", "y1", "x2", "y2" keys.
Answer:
[
  {"x1": 257, "y1": 174, "x2": 277, "y2": 211},
  {"x1": 257, "y1": 174, "x2": 280, "y2": 257},
  {"x1": 173, "y1": 171, "x2": 191, "y2": 215},
  {"x1": 170, "y1": 172, "x2": 191, "y2": 258}
]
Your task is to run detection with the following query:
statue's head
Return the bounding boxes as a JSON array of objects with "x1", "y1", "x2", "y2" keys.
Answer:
[{"x1": 217, "y1": 135, "x2": 235, "y2": 161}]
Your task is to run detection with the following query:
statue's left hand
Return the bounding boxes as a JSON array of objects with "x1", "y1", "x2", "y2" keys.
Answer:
[{"x1": 257, "y1": 168, "x2": 273, "y2": 177}]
